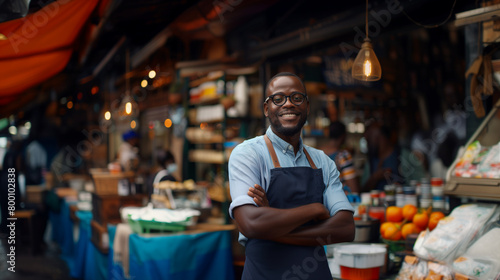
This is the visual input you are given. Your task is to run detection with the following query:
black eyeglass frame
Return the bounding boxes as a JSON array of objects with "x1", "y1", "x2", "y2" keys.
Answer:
[{"x1": 264, "y1": 92, "x2": 308, "y2": 106}]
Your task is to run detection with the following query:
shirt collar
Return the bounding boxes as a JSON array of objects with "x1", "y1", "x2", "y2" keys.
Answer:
[{"x1": 265, "y1": 126, "x2": 304, "y2": 154}]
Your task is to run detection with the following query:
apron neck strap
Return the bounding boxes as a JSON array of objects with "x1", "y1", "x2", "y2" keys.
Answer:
[
  {"x1": 264, "y1": 134, "x2": 317, "y2": 169},
  {"x1": 264, "y1": 134, "x2": 281, "y2": 168},
  {"x1": 303, "y1": 148, "x2": 317, "y2": 169}
]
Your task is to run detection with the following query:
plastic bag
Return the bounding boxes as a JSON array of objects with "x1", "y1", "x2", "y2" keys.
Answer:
[
  {"x1": 413, "y1": 204, "x2": 498, "y2": 263},
  {"x1": 452, "y1": 222, "x2": 500, "y2": 280},
  {"x1": 396, "y1": 256, "x2": 453, "y2": 280}
]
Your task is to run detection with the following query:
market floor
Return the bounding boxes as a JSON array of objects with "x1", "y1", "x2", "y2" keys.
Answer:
[{"x1": 0, "y1": 236, "x2": 70, "y2": 280}]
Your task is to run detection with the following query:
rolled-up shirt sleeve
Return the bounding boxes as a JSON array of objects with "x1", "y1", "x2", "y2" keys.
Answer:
[
  {"x1": 228, "y1": 142, "x2": 261, "y2": 219},
  {"x1": 322, "y1": 154, "x2": 355, "y2": 216}
]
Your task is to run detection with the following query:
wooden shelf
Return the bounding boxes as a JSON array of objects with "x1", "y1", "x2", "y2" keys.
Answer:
[
  {"x1": 188, "y1": 138, "x2": 225, "y2": 144},
  {"x1": 189, "y1": 71, "x2": 224, "y2": 88},
  {"x1": 188, "y1": 150, "x2": 227, "y2": 164},
  {"x1": 189, "y1": 96, "x2": 222, "y2": 106},
  {"x1": 188, "y1": 106, "x2": 224, "y2": 124}
]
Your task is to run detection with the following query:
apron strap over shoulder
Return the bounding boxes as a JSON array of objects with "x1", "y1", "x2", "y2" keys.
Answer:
[
  {"x1": 264, "y1": 134, "x2": 281, "y2": 168},
  {"x1": 303, "y1": 148, "x2": 317, "y2": 169}
]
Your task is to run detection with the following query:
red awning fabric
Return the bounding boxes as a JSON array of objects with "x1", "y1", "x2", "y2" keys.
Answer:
[{"x1": 0, "y1": 0, "x2": 100, "y2": 104}]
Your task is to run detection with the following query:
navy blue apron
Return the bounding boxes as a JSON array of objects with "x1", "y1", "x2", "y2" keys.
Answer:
[{"x1": 241, "y1": 135, "x2": 332, "y2": 280}]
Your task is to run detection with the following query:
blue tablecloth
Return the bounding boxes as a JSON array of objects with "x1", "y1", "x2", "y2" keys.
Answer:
[
  {"x1": 49, "y1": 199, "x2": 75, "y2": 258},
  {"x1": 51, "y1": 199, "x2": 235, "y2": 280},
  {"x1": 50, "y1": 200, "x2": 108, "y2": 280},
  {"x1": 128, "y1": 230, "x2": 234, "y2": 280}
]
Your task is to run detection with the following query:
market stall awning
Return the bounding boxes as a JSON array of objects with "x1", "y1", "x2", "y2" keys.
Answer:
[{"x1": 0, "y1": 0, "x2": 100, "y2": 105}]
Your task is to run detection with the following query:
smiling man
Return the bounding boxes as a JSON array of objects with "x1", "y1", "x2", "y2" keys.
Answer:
[{"x1": 228, "y1": 72, "x2": 355, "y2": 279}]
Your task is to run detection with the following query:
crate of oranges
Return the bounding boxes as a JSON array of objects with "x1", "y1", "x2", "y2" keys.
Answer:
[{"x1": 380, "y1": 204, "x2": 446, "y2": 247}]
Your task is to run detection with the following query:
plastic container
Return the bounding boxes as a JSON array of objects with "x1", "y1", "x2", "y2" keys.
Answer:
[
  {"x1": 368, "y1": 206, "x2": 385, "y2": 223},
  {"x1": 334, "y1": 244, "x2": 387, "y2": 280},
  {"x1": 339, "y1": 266, "x2": 380, "y2": 280}
]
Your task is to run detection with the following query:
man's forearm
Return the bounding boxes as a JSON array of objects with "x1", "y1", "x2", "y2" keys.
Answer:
[
  {"x1": 233, "y1": 203, "x2": 329, "y2": 240},
  {"x1": 271, "y1": 211, "x2": 355, "y2": 246}
]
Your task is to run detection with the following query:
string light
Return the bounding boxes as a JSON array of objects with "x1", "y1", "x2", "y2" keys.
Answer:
[
  {"x1": 104, "y1": 111, "x2": 111, "y2": 120},
  {"x1": 148, "y1": 70, "x2": 156, "y2": 79},
  {"x1": 164, "y1": 118, "x2": 172, "y2": 128}
]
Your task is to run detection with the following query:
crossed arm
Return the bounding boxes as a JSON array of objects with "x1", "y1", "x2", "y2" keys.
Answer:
[{"x1": 233, "y1": 184, "x2": 355, "y2": 246}]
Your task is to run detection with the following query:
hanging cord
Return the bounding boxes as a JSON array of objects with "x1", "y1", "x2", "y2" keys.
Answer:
[
  {"x1": 402, "y1": 0, "x2": 458, "y2": 28},
  {"x1": 366, "y1": 0, "x2": 369, "y2": 39},
  {"x1": 126, "y1": 48, "x2": 130, "y2": 95}
]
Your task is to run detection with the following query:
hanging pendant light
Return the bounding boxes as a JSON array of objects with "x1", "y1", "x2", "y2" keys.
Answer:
[
  {"x1": 352, "y1": 0, "x2": 382, "y2": 81},
  {"x1": 119, "y1": 48, "x2": 139, "y2": 119}
]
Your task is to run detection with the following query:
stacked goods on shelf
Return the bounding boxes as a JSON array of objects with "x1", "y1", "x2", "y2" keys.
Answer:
[
  {"x1": 453, "y1": 140, "x2": 500, "y2": 178},
  {"x1": 430, "y1": 178, "x2": 445, "y2": 211}
]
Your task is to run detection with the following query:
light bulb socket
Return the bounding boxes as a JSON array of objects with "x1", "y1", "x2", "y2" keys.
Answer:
[{"x1": 361, "y1": 38, "x2": 373, "y2": 49}]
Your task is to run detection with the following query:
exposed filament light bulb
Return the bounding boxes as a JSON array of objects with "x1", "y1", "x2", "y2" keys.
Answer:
[{"x1": 125, "y1": 102, "x2": 132, "y2": 115}]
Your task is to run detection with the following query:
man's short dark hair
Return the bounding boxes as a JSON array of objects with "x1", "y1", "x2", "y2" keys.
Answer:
[
  {"x1": 329, "y1": 121, "x2": 346, "y2": 139},
  {"x1": 265, "y1": 72, "x2": 307, "y2": 95}
]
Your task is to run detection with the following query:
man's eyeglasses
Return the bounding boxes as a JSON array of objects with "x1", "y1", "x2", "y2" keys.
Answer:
[{"x1": 265, "y1": 92, "x2": 308, "y2": 106}]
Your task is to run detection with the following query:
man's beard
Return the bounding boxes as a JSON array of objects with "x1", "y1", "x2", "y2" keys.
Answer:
[{"x1": 269, "y1": 115, "x2": 307, "y2": 137}]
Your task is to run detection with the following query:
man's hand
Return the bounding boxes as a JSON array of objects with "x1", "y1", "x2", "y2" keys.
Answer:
[{"x1": 248, "y1": 184, "x2": 269, "y2": 207}]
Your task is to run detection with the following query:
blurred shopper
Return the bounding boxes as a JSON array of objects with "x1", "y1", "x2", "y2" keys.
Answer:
[
  {"x1": 25, "y1": 139, "x2": 47, "y2": 185},
  {"x1": 323, "y1": 121, "x2": 359, "y2": 193},
  {"x1": 362, "y1": 121, "x2": 402, "y2": 191},
  {"x1": 0, "y1": 139, "x2": 23, "y2": 235},
  {"x1": 146, "y1": 149, "x2": 177, "y2": 200},
  {"x1": 118, "y1": 130, "x2": 140, "y2": 171}
]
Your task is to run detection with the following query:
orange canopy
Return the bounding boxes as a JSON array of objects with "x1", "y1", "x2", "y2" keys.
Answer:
[{"x1": 0, "y1": 0, "x2": 100, "y2": 104}]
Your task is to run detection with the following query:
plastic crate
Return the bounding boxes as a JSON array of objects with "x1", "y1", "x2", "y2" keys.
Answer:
[
  {"x1": 127, "y1": 216, "x2": 193, "y2": 234},
  {"x1": 381, "y1": 238, "x2": 406, "y2": 254}
]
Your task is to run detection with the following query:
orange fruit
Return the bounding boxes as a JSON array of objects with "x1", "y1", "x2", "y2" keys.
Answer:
[
  {"x1": 413, "y1": 212, "x2": 429, "y2": 229},
  {"x1": 382, "y1": 222, "x2": 402, "y2": 241},
  {"x1": 380, "y1": 222, "x2": 393, "y2": 235},
  {"x1": 401, "y1": 223, "x2": 421, "y2": 239},
  {"x1": 428, "y1": 211, "x2": 445, "y2": 231},
  {"x1": 430, "y1": 211, "x2": 445, "y2": 221},
  {"x1": 402, "y1": 204, "x2": 418, "y2": 221},
  {"x1": 386, "y1": 206, "x2": 404, "y2": 223}
]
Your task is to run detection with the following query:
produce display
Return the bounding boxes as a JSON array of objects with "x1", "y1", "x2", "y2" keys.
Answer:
[
  {"x1": 380, "y1": 205, "x2": 445, "y2": 242},
  {"x1": 395, "y1": 204, "x2": 500, "y2": 280}
]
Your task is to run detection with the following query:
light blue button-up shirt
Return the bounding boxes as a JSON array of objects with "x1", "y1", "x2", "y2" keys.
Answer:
[{"x1": 228, "y1": 127, "x2": 354, "y2": 244}]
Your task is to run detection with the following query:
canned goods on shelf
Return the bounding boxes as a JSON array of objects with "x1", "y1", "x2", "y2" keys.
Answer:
[
  {"x1": 404, "y1": 194, "x2": 418, "y2": 206},
  {"x1": 403, "y1": 186, "x2": 416, "y2": 195},
  {"x1": 432, "y1": 200, "x2": 445, "y2": 210},
  {"x1": 420, "y1": 199, "x2": 432, "y2": 208},
  {"x1": 431, "y1": 186, "x2": 444, "y2": 196}
]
